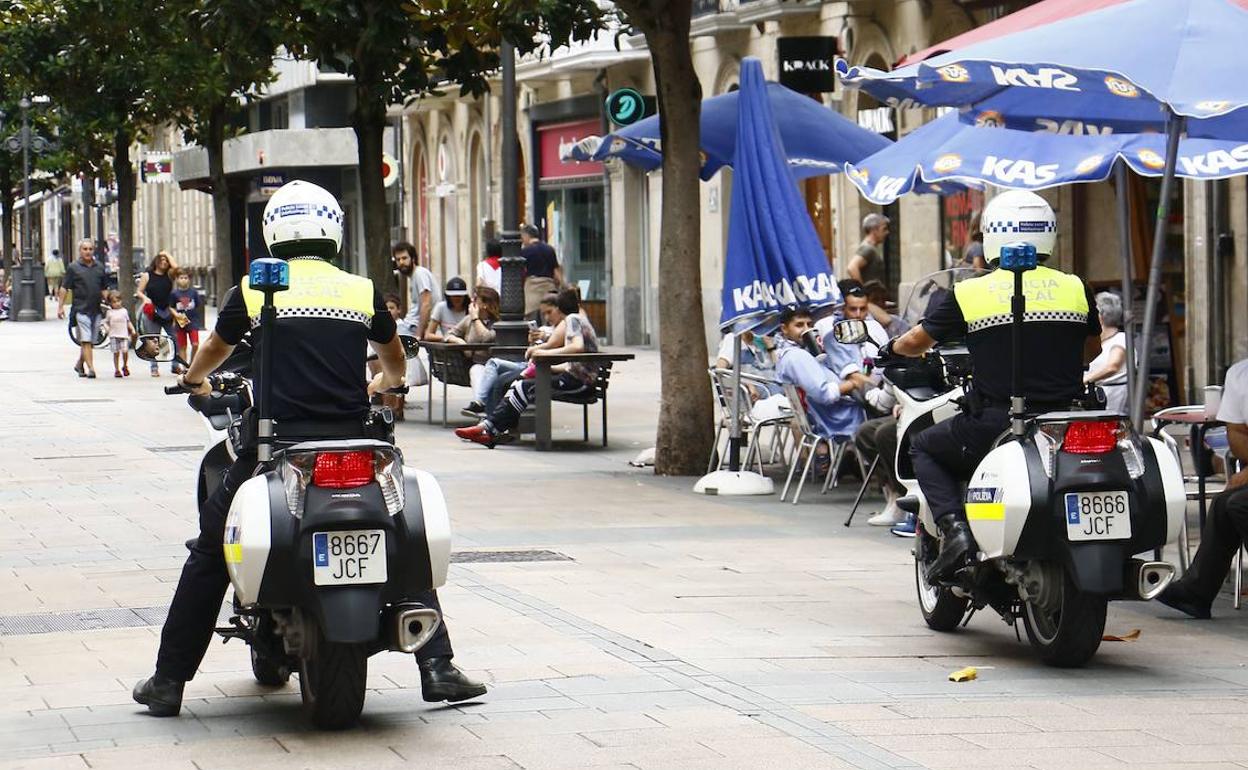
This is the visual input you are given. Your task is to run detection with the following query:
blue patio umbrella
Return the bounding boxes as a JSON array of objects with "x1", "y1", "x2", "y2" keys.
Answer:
[
  {"x1": 845, "y1": 111, "x2": 1248, "y2": 205},
  {"x1": 566, "y1": 80, "x2": 890, "y2": 181},
  {"x1": 836, "y1": 0, "x2": 1248, "y2": 427}
]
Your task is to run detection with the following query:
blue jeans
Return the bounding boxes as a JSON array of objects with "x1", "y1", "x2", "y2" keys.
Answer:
[{"x1": 476, "y1": 358, "x2": 527, "y2": 413}]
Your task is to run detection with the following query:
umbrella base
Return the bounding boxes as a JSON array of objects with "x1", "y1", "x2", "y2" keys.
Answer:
[{"x1": 693, "y1": 470, "x2": 775, "y2": 496}]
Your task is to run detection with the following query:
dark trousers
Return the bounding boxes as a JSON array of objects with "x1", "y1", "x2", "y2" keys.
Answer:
[
  {"x1": 910, "y1": 407, "x2": 1010, "y2": 523},
  {"x1": 1180, "y1": 484, "x2": 1248, "y2": 602},
  {"x1": 486, "y1": 372, "x2": 582, "y2": 434},
  {"x1": 855, "y1": 417, "x2": 902, "y2": 495},
  {"x1": 155, "y1": 452, "x2": 453, "y2": 682}
]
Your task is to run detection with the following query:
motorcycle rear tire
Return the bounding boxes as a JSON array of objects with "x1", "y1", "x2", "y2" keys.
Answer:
[
  {"x1": 915, "y1": 523, "x2": 969, "y2": 631},
  {"x1": 1022, "y1": 568, "x2": 1106, "y2": 668},
  {"x1": 298, "y1": 634, "x2": 368, "y2": 729}
]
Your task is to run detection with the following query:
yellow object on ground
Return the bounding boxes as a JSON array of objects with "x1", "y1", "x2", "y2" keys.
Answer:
[{"x1": 948, "y1": 667, "x2": 978, "y2": 682}]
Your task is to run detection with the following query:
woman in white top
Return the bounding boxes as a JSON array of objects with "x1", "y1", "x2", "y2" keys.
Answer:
[
  {"x1": 1085, "y1": 291, "x2": 1130, "y2": 414},
  {"x1": 424, "y1": 276, "x2": 470, "y2": 341}
]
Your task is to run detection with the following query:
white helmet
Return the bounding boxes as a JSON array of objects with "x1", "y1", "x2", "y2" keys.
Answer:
[
  {"x1": 981, "y1": 189, "x2": 1056, "y2": 264},
  {"x1": 261, "y1": 180, "x2": 344, "y2": 259}
]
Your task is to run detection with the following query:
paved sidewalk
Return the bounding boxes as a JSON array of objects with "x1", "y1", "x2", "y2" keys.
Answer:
[{"x1": 3, "y1": 316, "x2": 1248, "y2": 770}]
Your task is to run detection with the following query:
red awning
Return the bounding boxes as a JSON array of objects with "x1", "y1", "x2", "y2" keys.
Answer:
[{"x1": 897, "y1": 0, "x2": 1131, "y2": 67}]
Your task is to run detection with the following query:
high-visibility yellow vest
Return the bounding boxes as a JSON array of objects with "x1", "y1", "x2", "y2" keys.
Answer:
[
  {"x1": 953, "y1": 264, "x2": 1089, "y2": 333},
  {"x1": 238, "y1": 258, "x2": 375, "y2": 327}
]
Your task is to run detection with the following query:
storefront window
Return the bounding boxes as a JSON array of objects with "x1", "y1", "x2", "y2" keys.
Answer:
[
  {"x1": 939, "y1": 188, "x2": 986, "y2": 269},
  {"x1": 541, "y1": 186, "x2": 606, "y2": 301}
]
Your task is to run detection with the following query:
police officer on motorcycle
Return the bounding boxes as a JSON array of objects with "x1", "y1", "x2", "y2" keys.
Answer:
[
  {"x1": 880, "y1": 190, "x2": 1100, "y2": 581},
  {"x1": 133, "y1": 181, "x2": 486, "y2": 716}
]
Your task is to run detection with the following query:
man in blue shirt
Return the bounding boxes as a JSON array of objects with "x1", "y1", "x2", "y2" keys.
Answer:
[{"x1": 774, "y1": 308, "x2": 868, "y2": 444}]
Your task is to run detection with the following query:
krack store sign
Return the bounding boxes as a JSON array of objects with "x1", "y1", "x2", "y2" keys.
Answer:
[{"x1": 777, "y1": 37, "x2": 838, "y2": 93}]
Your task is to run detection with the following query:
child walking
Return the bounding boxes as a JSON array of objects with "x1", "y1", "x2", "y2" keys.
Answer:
[
  {"x1": 104, "y1": 291, "x2": 136, "y2": 378},
  {"x1": 170, "y1": 269, "x2": 200, "y2": 369}
]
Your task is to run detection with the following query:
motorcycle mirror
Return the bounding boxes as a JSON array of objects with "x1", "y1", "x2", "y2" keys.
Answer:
[
  {"x1": 832, "y1": 319, "x2": 871, "y2": 345},
  {"x1": 399, "y1": 334, "x2": 421, "y2": 360},
  {"x1": 133, "y1": 334, "x2": 176, "y2": 362}
]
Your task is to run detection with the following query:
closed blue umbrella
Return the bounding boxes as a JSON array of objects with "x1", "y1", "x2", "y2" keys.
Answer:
[
  {"x1": 567, "y1": 80, "x2": 890, "y2": 181},
  {"x1": 836, "y1": 0, "x2": 1248, "y2": 427}
]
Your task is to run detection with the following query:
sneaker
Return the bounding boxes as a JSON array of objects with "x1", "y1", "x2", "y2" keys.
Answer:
[
  {"x1": 868, "y1": 500, "x2": 905, "y2": 527},
  {"x1": 890, "y1": 513, "x2": 917, "y2": 538},
  {"x1": 86, "y1": 371, "x2": 97, "y2": 379},
  {"x1": 453, "y1": 424, "x2": 496, "y2": 448},
  {"x1": 73, "y1": 361, "x2": 84, "y2": 376},
  {"x1": 465, "y1": 401, "x2": 485, "y2": 414}
]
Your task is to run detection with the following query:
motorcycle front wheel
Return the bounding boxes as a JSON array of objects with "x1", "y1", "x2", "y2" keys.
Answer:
[
  {"x1": 914, "y1": 522, "x2": 969, "y2": 631},
  {"x1": 1022, "y1": 567, "x2": 1106, "y2": 668},
  {"x1": 298, "y1": 626, "x2": 368, "y2": 729}
]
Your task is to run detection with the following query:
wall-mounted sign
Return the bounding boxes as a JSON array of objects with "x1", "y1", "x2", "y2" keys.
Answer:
[
  {"x1": 606, "y1": 88, "x2": 649, "y2": 126},
  {"x1": 382, "y1": 152, "x2": 399, "y2": 188},
  {"x1": 257, "y1": 172, "x2": 286, "y2": 197},
  {"x1": 538, "y1": 119, "x2": 604, "y2": 181},
  {"x1": 142, "y1": 154, "x2": 173, "y2": 184},
  {"x1": 777, "y1": 37, "x2": 838, "y2": 93},
  {"x1": 857, "y1": 107, "x2": 896, "y2": 135}
]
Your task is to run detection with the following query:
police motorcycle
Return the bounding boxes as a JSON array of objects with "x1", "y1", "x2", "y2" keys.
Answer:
[
  {"x1": 836, "y1": 247, "x2": 1185, "y2": 667},
  {"x1": 135, "y1": 258, "x2": 446, "y2": 729}
]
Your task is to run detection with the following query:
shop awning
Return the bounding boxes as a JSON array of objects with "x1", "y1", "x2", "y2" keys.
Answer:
[{"x1": 898, "y1": 0, "x2": 1130, "y2": 66}]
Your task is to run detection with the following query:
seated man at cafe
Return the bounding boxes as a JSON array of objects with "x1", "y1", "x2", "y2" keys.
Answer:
[
  {"x1": 774, "y1": 307, "x2": 869, "y2": 477},
  {"x1": 455, "y1": 288, "x2": 597, "y2": 448},
  {"x1": 1157, "y1": 356, "x2": 1248, "y2": 618}
]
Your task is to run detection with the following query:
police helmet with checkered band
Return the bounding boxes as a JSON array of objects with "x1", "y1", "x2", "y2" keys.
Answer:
[
  {"x1": 261, "y1": 180, "x2": 344, "y2": 259},
  {"x1": 982, "y1": 189, "x2": 1056, "y2": 265}
]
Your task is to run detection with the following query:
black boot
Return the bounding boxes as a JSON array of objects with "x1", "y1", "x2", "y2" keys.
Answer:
[
  {"x1": 132, "y1": 673, "x2": 184, "y2": 717},
  {"x1": 925, "y1": 517, "x2": 977, "y2": 583},
  {"x1": 1156, "y1": 580, "x2": 1213, "y2": 619},
  {"x1": 419, "y1": 656, "x2": 487, "y2": 703}
]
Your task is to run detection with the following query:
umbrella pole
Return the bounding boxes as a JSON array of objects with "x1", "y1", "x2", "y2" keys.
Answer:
[
  {"x1": 1130, "y1": 110, "x2": 1185, "y2": 432},
  {"x1": 1113, "y1": 161, "x2": 1137, "y2": 418},
  {"x1": 729, "y1": 333, "x2": 744, "y2": 471}
]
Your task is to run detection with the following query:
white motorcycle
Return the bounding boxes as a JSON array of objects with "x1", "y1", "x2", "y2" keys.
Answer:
[
  {"x1": 837, "y1": 254, "x2": 1186, "y2": 667},
  {"x1": 135, "y1": 260, "x2": 448, "y2": 728}
]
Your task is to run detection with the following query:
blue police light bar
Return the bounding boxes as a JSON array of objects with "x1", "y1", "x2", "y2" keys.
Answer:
[
  {"x1": 249, "y1": 258, "x2": 290, "y2": 292},
  {"x1": 999, "y1": 242, "x2": 1038, "y2": 273}
]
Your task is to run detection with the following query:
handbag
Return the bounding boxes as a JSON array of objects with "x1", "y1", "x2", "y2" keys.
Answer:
[{"x1": 406, "y1": 355, "x2": 429, "y2": 387}]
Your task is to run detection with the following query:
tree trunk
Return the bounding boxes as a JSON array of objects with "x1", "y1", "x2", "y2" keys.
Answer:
[
  {"x1": 113, "y1": 130, "x2": 137, "y2": 315},
  {"x1": 619, "y1": 0, "x2": 713, "y2": 476},
  {"x1": 207, "y1": 102, "x2": 234, "y2": 305},
  {"x1": 352, "y1": 90, "x2": 393, "y2": 292}
]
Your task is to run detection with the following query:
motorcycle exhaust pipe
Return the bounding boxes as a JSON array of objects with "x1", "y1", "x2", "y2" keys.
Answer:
[
  {"x1": 1125, "y1": 559, "x2": 1175, "y2": 601},
  {"x1": 391, "y1": 605, "x2": 442, "y2": 654}
]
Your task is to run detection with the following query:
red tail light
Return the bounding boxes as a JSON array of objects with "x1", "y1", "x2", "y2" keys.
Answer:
[
  {"x1": 1062, "y1": 421, "x2": 1120, "y2": 454},
  {"x1": 312, "y1": 451, "x2": 374, "y2": 488}
]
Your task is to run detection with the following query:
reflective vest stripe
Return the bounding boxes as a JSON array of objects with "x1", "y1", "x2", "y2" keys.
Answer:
[
  {"x1": 953, "y1": 265, "x2": 1088, "y2": 326},
  {"x1": 239, "y1": 259, "x2": 374, "y2": 326},
  {"x1": 966, "y1": 309, "x2": 1091, "y2": 333}
]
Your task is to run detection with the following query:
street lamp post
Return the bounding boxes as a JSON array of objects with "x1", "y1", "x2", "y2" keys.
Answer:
[
  {"x1": 4, "y1": 96, "x2": 55, "y2": 322},
  {"x1": 493, "y1": 40, "x2": 528, "y2": 358}
]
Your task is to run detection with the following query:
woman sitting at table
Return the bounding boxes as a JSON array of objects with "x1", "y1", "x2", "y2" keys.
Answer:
[{"x1": 446, "y1": 287, "x2": 500, "y2": 399}]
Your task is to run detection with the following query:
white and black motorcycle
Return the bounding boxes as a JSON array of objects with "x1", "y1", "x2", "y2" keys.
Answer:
[
  {"x1": 136, "y1": 259, "x2": 448, "y2": 728},
  {"x1": 837, "y1": 251, "x2": 1186, "y2": 667}
]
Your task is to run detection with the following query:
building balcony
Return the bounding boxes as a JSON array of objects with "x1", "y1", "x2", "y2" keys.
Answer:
[{"x1": 173, "y1": 127, "x2": 359, "y2": 189}]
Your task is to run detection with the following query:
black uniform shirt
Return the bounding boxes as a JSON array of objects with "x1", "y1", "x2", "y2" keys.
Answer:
[
  {"x1": 923, "y1": 266, "x2": 1100, "y2": 405},
  {"x1": 215, "y1": 258, "x2": 396, "y2": 421}
]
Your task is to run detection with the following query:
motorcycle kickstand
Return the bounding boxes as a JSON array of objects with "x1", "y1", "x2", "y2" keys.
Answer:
[{"x1": 214, "y1": 615, "x2": 251, "y2": 645}]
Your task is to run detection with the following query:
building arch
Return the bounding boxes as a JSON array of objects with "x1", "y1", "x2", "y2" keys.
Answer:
[
  {"x1": 434, "y1": 127, "x2": 460, "y2": 281},
  {"x1": 467, "y1": 120, "x2": 488, "y2": 267}
]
